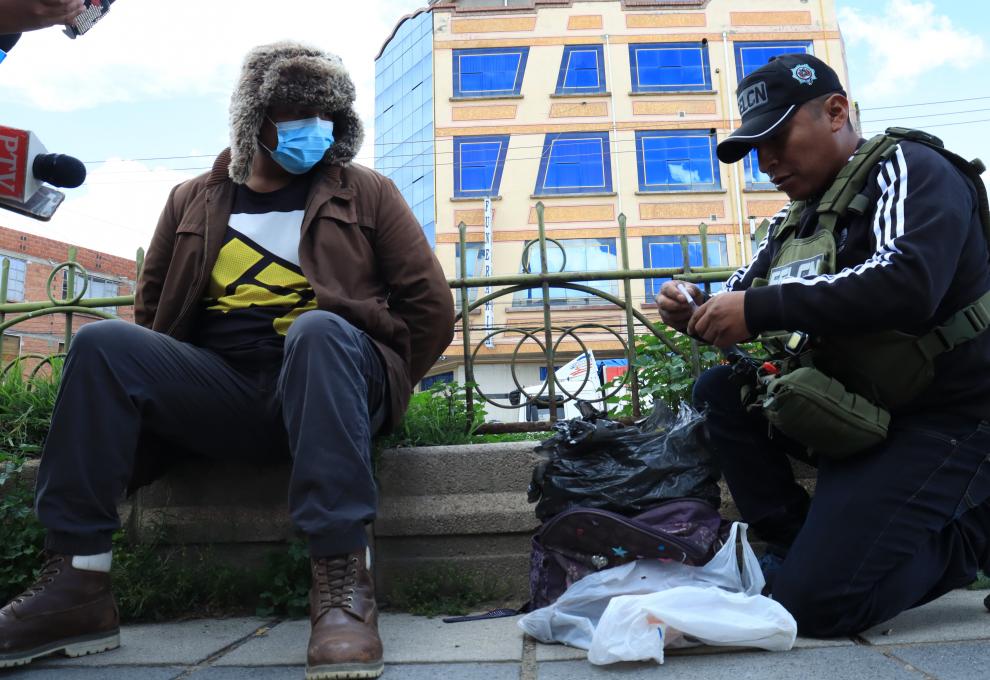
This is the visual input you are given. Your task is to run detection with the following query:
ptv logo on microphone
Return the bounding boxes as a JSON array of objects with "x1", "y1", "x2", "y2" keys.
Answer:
[{"x1": 0, "y1": 126, "x2": 29, "y2": 200}]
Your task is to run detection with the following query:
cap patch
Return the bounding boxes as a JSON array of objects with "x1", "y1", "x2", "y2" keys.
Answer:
[
  {"x1": 738, "y1": 81, "x2": 769, "y2": 117},
  {"x1": 791, "y1": 64, "x2": 817, "y2": 86}
]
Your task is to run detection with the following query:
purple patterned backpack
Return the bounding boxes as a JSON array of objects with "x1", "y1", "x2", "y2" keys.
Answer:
[{"x1": 528, "y1": 498, "x2": 727, "y2": 610}]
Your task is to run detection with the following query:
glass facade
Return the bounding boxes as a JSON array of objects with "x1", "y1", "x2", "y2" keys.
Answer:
[
  {"x1": 734, "y1": 41, "x2": 813, "y2": 189},
  {"x1": 375, "y1": 10, "x2": 435, "y2": 245}
]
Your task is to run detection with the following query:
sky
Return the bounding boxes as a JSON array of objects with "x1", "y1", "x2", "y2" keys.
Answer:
[{"x1": 0, "y1": 0, "x2": 987, "y2": 260}]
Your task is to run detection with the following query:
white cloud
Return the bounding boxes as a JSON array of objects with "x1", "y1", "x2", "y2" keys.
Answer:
[
  {"x1": 0, "y1": 0, "x2": 426, "y2": 156},
  {"x1": 1, "y1": 159, "x2": 199, "y2": 260},
  {"x1": 839, "y1": 0, "x2": 986, "y2": 97}
]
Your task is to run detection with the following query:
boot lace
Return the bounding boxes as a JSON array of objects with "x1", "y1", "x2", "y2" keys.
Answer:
[
  {"x1": 313, "y1": 555, "x2": 359, "y2": 614},
  {"x1": 13, "y1": 554, "x2": 64, "y2": 604}
]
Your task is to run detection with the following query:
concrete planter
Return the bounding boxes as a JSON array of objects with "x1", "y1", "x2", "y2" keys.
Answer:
[{"x1": 4, "y1": 445, "x2": 817, "y2": 603}]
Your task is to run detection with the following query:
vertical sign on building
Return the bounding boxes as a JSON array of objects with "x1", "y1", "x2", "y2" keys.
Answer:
[{"x1": 483, "y1": 197, "x2": 494, "y2": 349}]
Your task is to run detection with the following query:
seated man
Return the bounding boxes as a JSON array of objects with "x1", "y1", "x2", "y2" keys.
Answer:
[
  {"x1": 0, "y1": 41, "x2": 454, "y2": 679},
  {"x1": 657, "y1": 54, "x2": 990, "y2": 636}
]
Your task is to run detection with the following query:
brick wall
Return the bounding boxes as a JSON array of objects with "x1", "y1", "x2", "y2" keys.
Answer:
[{"x1": 0, "y1": 225, "x2": 137, "y2": 367}]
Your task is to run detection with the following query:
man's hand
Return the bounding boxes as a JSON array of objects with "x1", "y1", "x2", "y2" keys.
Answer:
[
  {"x1": 655, "y1": 280, "x2": 704, "y2": 333},
  {"x1": 0, "y1": 0, "x2": 85, "y2": 35},
  {"x1": 687, "y1": 291, "x2": 751, "y2": 348}
]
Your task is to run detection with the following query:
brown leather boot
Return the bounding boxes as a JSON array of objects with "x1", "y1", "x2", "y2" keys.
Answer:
[
  {"x1": 306, "y1": 550, "x2": 384, "y2": 680},
  {"x1": 0, "y1": 553, "x2": 120, "y2": 669}
]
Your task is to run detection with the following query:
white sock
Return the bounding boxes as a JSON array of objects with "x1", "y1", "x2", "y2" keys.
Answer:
[{"x1": 72, "y1": 551, "x2": 112, "y2": 573}]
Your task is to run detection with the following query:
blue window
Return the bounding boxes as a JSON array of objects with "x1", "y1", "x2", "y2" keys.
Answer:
[
  {"x1": 535, "y1": 132, "x2": 612, "y2": 195},
  {"x1": 454, "y1": 135, "x2": 509, "y2": 197},
  {"x1": 421, "y1": 371, "x2": 454, "y2": 391},
  {"x1": 513, "y1": 238, "x2": 618, "y2": 306},
  {"x1": 636, "y1": 130, "x2": 721, "y2": 192},
  {"x1": 734, "y1": 41, "x2": 812, "y2": 189},
  {"x1": 629, "y1": 42, "x2": 711, "y2": 92},
  {"x1": 642, "y1": 236, "x2": 728, "y2": 301},
  {"x1": 556, "y1": 44, "x2": 606, "y2": 94},
  {"x1": 453, "y1": 47, "x2": 529, "y2": 97}
]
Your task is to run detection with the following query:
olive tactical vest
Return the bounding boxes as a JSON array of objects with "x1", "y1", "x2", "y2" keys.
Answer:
[{"x1": 752, "y1": 127, "x2": 990, "y2": 410}]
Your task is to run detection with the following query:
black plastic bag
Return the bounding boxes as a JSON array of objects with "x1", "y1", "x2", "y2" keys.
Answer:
[{"x1": 527, "y1": 402, "x2": 720, "y2": 521}]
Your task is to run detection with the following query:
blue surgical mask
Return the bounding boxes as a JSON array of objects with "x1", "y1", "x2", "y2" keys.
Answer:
[{"x1": 262, "y1": 116, "x2": 335, "y2": 174}]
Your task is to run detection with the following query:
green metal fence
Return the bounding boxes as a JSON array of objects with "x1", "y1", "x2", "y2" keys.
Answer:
[
  {"x1": 452, "y1": 202, "x2": 738, "y2": 427},
  {"x1": 0, "y1": 247, "x2": 144, "y2": 377},
  {"x1": 0, "y1": 204, "x2": 744, "y2": 426}
]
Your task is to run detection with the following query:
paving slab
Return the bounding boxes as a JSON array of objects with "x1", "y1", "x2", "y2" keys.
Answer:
[
  {"x1": 537, "y1": 646, "x2": 917, "y2": 680},
  {"x1": 216, "y1": 614, "x2": 525, "y2": 666},
  {"x1": 886, "y1": 641, "x2": 990, "y2": 680},
  {"x1": 190, "y1": 665, "x2": 519, "y2": 680},
  {"x1": 860, "y1": 589, "x2": 990, "y2": 645},
  {"x1": 2, "y1": 668, "x2": 180, "y2": 680},
  {"x1": 35, "y1": 618, "x2": 269, "y2": 667},
  {"x1": 530, "y1": 632, "x2": 853, "y2": 662}
]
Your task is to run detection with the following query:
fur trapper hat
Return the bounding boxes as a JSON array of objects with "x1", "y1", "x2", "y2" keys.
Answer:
[{"x1": 228, "y1": 41, "x2": 364, "y2": 184}]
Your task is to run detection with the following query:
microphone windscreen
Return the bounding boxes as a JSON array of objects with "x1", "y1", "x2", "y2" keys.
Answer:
[{"x1": 33, "y1": 154, "x2": 87, "y2": 189}]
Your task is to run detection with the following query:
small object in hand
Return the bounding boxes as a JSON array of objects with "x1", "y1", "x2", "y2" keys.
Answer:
[{"x1": 591, "y1": 555, "x2": 609, "y2": 570}]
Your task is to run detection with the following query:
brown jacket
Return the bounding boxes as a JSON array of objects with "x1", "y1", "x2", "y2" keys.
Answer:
[{"x1": 135, "y1": 150, "x2": 454, "y2": 430}]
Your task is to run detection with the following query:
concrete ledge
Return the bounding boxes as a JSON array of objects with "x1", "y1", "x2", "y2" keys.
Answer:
[{"x1": 4, "y1": 444, "x2": 818, "y2": 603}]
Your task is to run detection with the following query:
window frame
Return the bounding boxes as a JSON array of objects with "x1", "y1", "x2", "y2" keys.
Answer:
[
  {"x1": 452, "y1": 47, "x2": 529, "y2": 98},
  {"x1": 641, "y1": 235, "x2": 728, "y2": 301},
  {"x1": 453, "y1": 135, "x2": 510, "y2": 198},
  {"x1": 629, "y1": 41, "x2": 712, "y2": 93},
  {"x1": 534, "y1": 131, "x2": 613, "y2": 196},
  {"x1": 513, "y1": 237, "x2": 618, "y2": 307},
  {"x1": 1, "y1": 255, "x2": 27, "y2": 302},
  {"x1": 555, "y1": 44, "x2": 607, "y2": 95},
  {"x1": 635, "y1": 129, "x2": 722, "y2": 193},
  {"x1": 454, "y1": 241, "x2": 484, "y2": 308},
  {"x1": 733, "y1": 41, "x2": 813, "y2": 190}
]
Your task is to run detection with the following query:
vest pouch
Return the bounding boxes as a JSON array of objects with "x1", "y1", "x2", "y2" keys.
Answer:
[
  {"x1": 762, "y1": 367, "x2": 891, "y2": 459},
  {"x1": 814, "y1": 332, "x2": 934, "y2": 410}
]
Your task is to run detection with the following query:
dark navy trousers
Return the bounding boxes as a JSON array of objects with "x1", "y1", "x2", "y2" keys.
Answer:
[
  {"x1": 694, "y1": 365, "x2": 990, "y2": 636},
  {"x1": 34, "y1": 311, "x2": 387, "y2": 558}
]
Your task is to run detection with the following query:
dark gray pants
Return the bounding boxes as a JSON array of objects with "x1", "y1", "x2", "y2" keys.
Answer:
[{"x1": 35, "y1": 311, "x2": 387, "y2": 558}]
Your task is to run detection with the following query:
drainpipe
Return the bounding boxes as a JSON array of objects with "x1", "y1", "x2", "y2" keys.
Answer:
[
  {"x1": 603, "y1": 32, "x2": 623, "y2": 217},
  {"x1": 722, "y1": 30, "x2": 748, "y2": 264}
]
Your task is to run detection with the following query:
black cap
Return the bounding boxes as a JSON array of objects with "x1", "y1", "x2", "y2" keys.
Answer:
[{"x1": 717, "y1": 53, "x2": 846, "y2": 164}]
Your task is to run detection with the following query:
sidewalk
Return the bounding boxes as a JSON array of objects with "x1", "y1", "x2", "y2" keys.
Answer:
[{"x1": 4, "y1": 589, "x2": 988, "y2": 680}]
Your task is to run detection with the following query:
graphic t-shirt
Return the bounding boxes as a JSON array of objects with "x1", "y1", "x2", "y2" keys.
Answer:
[{"x1": 193, "y1": 177, "x2": 316, "y2": 365}]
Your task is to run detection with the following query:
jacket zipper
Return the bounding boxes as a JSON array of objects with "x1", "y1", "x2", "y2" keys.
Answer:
[{"x1": 165, "y1": 194, "x2": 210, "y2": 336}]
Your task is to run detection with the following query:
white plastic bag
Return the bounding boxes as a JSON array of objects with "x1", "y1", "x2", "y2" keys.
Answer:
[
  {"x1": 518, "y1": 522, "x2": 796, "y2": 661},
  {"x1": 588, "y1": 585, "x2": 797, "y2": 664}
]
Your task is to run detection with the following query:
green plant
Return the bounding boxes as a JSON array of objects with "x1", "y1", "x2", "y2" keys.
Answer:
[
  {"x1": 607, "y1": 324, "x2": 762, "y2": 417},
  {"x1": 0, "y1": 455, "x2": 46, "y2": 605},
  {"x1": 110, "y1": 526, "x2": 254, "y2": 622},
  {"x1": 0, "y1": 360, "x2": 62, "y2": 459},
  {"x1": 387, "y1": 564, "x2": 510, "y2": 617},
  {"x1": 377, "y1": 381, "x2": 486, "y2": 449},
  {"x1": 256, "y1": 537, "x2": 312, "y2": 618}
]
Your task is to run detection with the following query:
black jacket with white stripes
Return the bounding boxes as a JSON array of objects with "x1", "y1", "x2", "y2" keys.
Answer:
[{"x1": 729, "y1": 139, "x2": 990, "y2": 419}]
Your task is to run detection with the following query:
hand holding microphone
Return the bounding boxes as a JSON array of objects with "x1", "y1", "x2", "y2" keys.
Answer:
[{"x1": 0, "y1": 0, "x2": 86, "y2": 34}]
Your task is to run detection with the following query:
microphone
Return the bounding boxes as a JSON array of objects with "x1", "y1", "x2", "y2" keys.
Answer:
[
  {"x1": 0, "y1": 125, "x2": 86, "y2": 221},
  {"x1": 33, "y1": 154, "x2": 87, "y2": 189}
]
